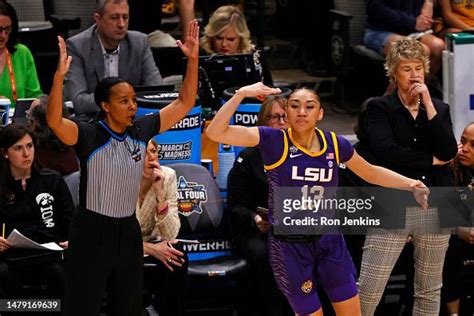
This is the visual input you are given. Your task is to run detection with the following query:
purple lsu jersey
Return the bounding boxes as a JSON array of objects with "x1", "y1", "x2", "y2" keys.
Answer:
[
  {"x1": 257, "y1": 127, "x2": 357, "y2": 314},
  {"x1": 257, "y1": 126, "x2": 354, "y2": 224}
]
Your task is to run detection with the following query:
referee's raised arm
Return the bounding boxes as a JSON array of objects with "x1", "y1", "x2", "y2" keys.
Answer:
[
  {"x1": 47, "y1": 36, "x2": 79, "y2": 146},
  {"x1": 158, "y1": 20, "x2": 200, "y2": 134}
]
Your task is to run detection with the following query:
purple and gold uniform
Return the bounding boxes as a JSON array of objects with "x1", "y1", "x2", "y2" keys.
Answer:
[{"x1": 258, "y1": 126, "x2": 357, "y2": 315}]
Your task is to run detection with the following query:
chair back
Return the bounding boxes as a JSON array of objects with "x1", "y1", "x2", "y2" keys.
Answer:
[
  {"x1": 168, "y1": 163, "x2": 248, "y2": 314},
  {"x1": 50, "y1": 0, "x2": 96, "y2": 35},
  {"x1": 8, "y1": 0, "x2": 46, "y2": 22},
  {"x1": 63, "y1": 171, "x2": 80, "y2": 208},
  {"x1": 334, "y1": 0, "x2": 367, "y2": 46},
  {"x1": 167, "y1": 163, "x2": 233, "y2": 261}
]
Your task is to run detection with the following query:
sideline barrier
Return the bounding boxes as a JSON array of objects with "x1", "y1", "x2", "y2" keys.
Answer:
[{"x1": 136, "y1": 91, "x2": 201, "y2": 164}]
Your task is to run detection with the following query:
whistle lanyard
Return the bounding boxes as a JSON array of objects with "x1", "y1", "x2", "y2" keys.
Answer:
[{"x1": 4, "y1": 48, "x2": 17, "y2": 103}]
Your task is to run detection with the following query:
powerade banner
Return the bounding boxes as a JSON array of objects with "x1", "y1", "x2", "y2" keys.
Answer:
[
  {"x1": 232, "y1": 103, "x2": 261, "y2": 127},
  {"x1": 231, "y1": 103, "x2": 261, "y2": 157}
]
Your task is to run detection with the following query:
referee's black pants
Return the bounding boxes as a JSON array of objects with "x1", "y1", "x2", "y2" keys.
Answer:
[{"x1": 64, "y1": 209, "x2": 143, "y2": 316}]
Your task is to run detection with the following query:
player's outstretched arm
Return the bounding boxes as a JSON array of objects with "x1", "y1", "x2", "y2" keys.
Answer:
[
  {"x1": 206, "y1": 83, "x2": 280, "y2": 147},
  {"x1": 346, "y1": 150, "x2": 430, "y2": 209}
]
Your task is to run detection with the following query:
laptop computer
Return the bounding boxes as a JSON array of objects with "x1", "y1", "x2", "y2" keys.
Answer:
[{"x1": 13, "y1": 98, "x2": 35, "y2": 124}]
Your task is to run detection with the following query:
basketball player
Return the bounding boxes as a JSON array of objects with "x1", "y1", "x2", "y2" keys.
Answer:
[{"x1": 206, "y1": 83, "x2": 430, "y2": 316}]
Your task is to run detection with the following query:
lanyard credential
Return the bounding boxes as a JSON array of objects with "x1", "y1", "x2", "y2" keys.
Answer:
[{"x1": 4, "y1": 48, "x2": 17, "y2": 103}]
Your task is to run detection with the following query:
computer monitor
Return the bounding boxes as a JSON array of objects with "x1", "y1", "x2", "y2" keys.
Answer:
[
  {"x1": 13, "y1": 98, "x2": 35, "y2": 124},
  {"x1": 195, "y1": 53, "x2": 259, "y2": 98}
]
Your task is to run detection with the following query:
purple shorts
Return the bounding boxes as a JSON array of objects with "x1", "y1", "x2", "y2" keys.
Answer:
[{"x1": 269, "y1": 234, "x2": 358, "y2": 315}]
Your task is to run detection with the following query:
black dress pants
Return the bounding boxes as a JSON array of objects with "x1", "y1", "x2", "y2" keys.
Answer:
[
  {"x1": 64, "y1": 209, "x2": 143, "y2": 316},
  {"x1": 144, "y1": 243, "x2": 188, "y2": 316}
]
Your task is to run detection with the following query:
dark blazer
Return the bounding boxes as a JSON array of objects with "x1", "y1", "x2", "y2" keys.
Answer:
[
  {"x1": 65, "y1": 25, "x2": 163, "y2": 116},
  {"x1": 227, "y1": 147, "x2": 268, "y2": 235},
  {"x1": 366, "y1": 91, "x2": 457, "y2": 186}
]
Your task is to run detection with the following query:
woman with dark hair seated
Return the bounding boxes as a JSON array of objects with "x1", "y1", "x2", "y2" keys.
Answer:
[
  {"x1": 442, "y1": 122, "x2": 474, "y2": 316},
  {"x1": 0, "y1": 1, "x2": 42, "y2": 105},
  {"x1": 0, "y1": 124, "x2": 73, "y2": 299},
  {"x1": 27, "y1": 95, "x2": 79, "y2": 177}
]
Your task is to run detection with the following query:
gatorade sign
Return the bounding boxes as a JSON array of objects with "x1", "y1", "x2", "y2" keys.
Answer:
[{"x1": 135, "y1": 90, "x2": 202, "y2": 164}]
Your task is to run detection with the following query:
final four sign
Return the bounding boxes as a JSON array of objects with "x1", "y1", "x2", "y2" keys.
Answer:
[{"x1": 177, "y1": 176, "x2": 208, "y2": 216}]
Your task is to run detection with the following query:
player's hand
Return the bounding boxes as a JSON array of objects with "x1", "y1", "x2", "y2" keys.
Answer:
[
  {"x1": 457, "y1": 227, "x2": 474, "y2": 244},
  {"x1": 410, "y1": 180, "x2": 430, "y2": 210},
  {"x1": 254, "y1": 214, "x2": 270, "y2": 233},
  {"x1": 236, "y1": 82, "x2": 281, "y2": 99}
]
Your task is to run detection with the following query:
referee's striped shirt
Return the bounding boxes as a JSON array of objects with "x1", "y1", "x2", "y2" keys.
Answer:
[{"x1": 74, "y1": 114, "x2": 160, "y2": 218}]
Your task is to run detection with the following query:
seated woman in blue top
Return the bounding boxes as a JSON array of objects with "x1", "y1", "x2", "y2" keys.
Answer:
[
  {"x1": 47, "y1": 20, "x2": 199, "y2": 316},
  {"x1": 0, "y1": 124, "x2": 73, "y2": 299},
  {"x1": 206, "y1": 82, "x2": 430, "y2": 316},
  {"x1": 0, "y1": 1, "x2": 42, "y2": 105}
]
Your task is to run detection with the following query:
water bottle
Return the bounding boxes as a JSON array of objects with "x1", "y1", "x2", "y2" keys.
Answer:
[
  {"x1": 217, "y1": 143, "x2": 235, "y2": 190},
  {"x1": 0, "y1": 99, "x2": 11, "y2": 125},
  {"x1": 201, "y1": 159, "x2": 214, "y2": 178}
]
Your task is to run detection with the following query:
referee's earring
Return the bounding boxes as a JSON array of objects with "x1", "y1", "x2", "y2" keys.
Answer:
[{"x1": 4, "y1": 155, "x2": 8, "y2": 159}]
